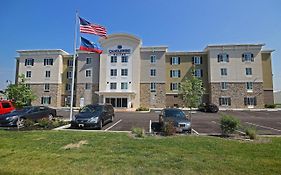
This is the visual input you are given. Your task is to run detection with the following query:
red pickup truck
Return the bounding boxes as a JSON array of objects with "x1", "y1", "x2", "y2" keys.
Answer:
[{"x1": 0, "y1": 100, "x2": 15, "y2": 115}]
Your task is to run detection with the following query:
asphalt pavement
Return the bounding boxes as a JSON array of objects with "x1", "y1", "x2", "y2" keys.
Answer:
[{"x1": 56, "y1": 108, "x2": 281, "y2": 135}]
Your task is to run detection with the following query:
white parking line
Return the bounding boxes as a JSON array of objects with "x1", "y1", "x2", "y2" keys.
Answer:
[
  {"x1": 192, "y1": 128, "x2": 200, "y2": 135},
  {"x1": 245, "y1": 122, "x2": 281, "y2": 132},
  {"x1": 104, "y1": 119, "x2": 122, "y2": 131}
]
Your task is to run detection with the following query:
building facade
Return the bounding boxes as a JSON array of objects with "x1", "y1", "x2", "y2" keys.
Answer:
[{"x1": 15, "y1": 33, "x2": 274, "y2": 109}]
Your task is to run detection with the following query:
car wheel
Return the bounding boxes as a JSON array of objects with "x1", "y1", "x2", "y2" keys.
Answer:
[
  {"x1": 98, "y1": 120, "x2": 103, "y2": 130},
  {"x1": 110, "y1": 115, "x2": 114, "y2": 122},
  {"x1": 17, "y1": 118, "x2": 25, "y2": 128},
  {"x1": 48, "y1": 114, "x2": 54, "y2": 121}
]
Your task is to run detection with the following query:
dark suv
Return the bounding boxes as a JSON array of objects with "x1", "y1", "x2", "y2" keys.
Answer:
[{"x1": 71, "y1": 104, "x2": 114, "y2": 129}]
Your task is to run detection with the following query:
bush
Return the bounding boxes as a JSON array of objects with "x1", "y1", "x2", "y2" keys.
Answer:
[
  {"x1": 23, "y1": 119, "x2": 36, "y2": 128},
  {"x1": 131, "y1": 127, "x2": 145, "y2": 138},
  {"x1": 220, "y1": 114, "x2": 240, "y2": 136},
  {"x1": 245, "y1": 127, "x2": 257, "y2": 140},
  {"x1": 264, "y1": 104, "x2": 276, "y2": 108},
  {"x1": 136, "y1": 107, "x2": 149, "y2": 111},
  {"x1": 37, "y1": 118, "x2": 53, "y2": 128},
  {"x1": 162, "y1": 121, "x2": 177, "y2": 136}
]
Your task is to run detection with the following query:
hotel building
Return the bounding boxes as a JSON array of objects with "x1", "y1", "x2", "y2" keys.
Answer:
[{"x1": 15, "y1": 33, "x2": 274, "y2": 109}]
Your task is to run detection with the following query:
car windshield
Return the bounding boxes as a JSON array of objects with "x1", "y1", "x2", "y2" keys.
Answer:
[
  {"x1": 80, "y1": 105, "x2": 103, "y2": 113},
  {"x1": 164, "y1": 109, "x2": 186, "y2": 118}
]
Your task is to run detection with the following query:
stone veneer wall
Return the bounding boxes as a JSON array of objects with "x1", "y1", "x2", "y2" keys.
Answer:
[
  {"x1": 264, "y1": 90, "x2": 274, "y2": 105},
  {"x1": 76, "y1": 83, "x2": 99, "y2": 107},
  {"x1": 30, "y1": 84, "x2": 62, "y2": 107},
  {"x1": 166, "y1": 94, "x2": 184, "y2": 107},
  {"x1": 140, "y1": 83, "x2": 166, "y2": 108},
  {"x1": 210, "y1": 82, "x2": 264, "y2": 108}
]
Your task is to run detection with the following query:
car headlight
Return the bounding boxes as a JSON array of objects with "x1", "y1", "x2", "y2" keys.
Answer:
[
  {"x1": 6, "y1": 116, "x2": 18, "y2": 121},
  {"x1": 88, "y1": 117, "x2": 98, "y2": 123}
]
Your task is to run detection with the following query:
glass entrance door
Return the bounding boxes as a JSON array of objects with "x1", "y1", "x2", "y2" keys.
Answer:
[{"x1": 105, "y1": 98, "x2": 128, "y2": 108}]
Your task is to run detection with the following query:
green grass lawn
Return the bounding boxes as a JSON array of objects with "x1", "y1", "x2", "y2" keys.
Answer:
[{"x1": 0, "y1": 130, "x2": 281, "y2": 175}]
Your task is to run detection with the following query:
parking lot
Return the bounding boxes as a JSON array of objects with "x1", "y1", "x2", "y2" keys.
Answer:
[{"x1": 57, "y1": 109, "x2": 281, "y2": 135}]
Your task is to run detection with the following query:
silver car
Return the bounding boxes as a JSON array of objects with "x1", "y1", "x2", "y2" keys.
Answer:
[{"x1": 159, "y1": 108, "x2": 191, "y2": 133}]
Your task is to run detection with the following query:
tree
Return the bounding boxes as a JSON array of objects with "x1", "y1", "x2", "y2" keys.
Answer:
[
  {"x1": 5, "y1": 74, "x2": 36, "y2": 108},
  {"x1": 179, "y1": 73, "x2": 205, "y2": 126}
]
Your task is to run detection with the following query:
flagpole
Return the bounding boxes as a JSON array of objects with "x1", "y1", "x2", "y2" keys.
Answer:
[{"x1": 69, "y1": 11, "x2": 78, "y2": 121}]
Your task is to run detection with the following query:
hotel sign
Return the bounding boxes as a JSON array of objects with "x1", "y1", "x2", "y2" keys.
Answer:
[{"x1": 108, "y1": 45, "x2": 131, "y2": 54}]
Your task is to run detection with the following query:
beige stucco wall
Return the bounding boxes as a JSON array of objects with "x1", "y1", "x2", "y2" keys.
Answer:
[
  {"x1": 17, "y1": 50, "x2": 67, "y2": 84},
  {"x1": 207, "y1": 45, "x2": 263, "y2": 83},
  {"x1": 140, "y1": 49, "x2": 166, "y2": 83}
]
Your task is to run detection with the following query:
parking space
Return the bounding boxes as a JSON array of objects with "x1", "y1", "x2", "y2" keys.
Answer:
[{"x1": 57, "y1": 108, "x2": 281, "y2": 135}]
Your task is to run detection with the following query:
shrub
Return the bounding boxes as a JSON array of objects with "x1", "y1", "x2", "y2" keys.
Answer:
[
  {"x1": 131, "y1": 127, "x2": 145, "y2": 138},
  {"x1": 136, "y1": 107, "x2": 149, "y2": 111},
  {"x1": 245, "y1": 127, "x2": 257, "y2": 140},
  {"x1": 23, "y1": 119, "x2": 36, "y2": 127},
  {"x1": 162, "y1": 121, "x2": 177, "y2": 136},
  {"x1": 220, "y1": 114, "x2": 240, "y2": 136},
  {"x1": 37, "y1": 118, "x2": 53, "y2": 128},
  {"x1": 264, "y1": 104, "x2": 276, "y2": 108}
]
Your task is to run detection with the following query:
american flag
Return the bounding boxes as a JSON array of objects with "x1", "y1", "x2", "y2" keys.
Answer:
[{"x1": 79, "y1": 17, "x2": 107, "y2": 38}]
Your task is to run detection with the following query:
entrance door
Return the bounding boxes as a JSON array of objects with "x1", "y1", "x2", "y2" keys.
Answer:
[{"x1": 105, "y1": 98, "x2": 127, "y2": 108}]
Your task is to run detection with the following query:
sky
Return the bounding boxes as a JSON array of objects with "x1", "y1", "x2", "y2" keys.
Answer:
[{"x1": 0, "y1": 0, "x2": 281, "y2": 91}]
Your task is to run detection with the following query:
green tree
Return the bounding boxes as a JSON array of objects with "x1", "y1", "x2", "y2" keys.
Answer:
[
  {"x1": 179, "y1": 72, "x2": 205, "y2": 124},
  {"x1": 5, "y1": 74, "x2": 36, "y2": 108}
]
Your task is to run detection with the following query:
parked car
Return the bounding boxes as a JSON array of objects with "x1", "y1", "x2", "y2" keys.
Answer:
[
  {"x1": 0, "y1": 106, "x2": 56, "y2": 127},
  {"x1": 198, "y1": 103, "x2": 219, "y2": 113},
  {"x1": 159, "y1": 108, "x2": 191, "y2": 133},
  {"x1": 71, "y1": 103, "x2": 114, "y2": 129},
  {"x1": 0, "y1": 100, "x2": 15, "y2": 115}
]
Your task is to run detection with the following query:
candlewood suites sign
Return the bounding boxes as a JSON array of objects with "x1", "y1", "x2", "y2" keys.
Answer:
[{"x1": 108, "y1": 45, "x2": 131, "y2": 54}]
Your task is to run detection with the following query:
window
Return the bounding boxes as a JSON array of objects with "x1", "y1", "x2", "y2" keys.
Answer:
[
  {"x1": 150, "y1": 82, "x2": 156, "y2": 92},
  {"x1": 150, "y1": 69, "x2": 156, "y2": 76},
  {"x1": 67, "y1": 60, "x2": 73, "y2": 67},
  {"x1": 170, "y1": 70, "x2": 181, "y2": 78},
  {"x1": 194, "y1": 69, "x2": 203, "y2": 78},
  {"x1": 221, "y1": 82, "x2": 228, "y2": 90},
  {"x1": 44, "y1": 58, "x2": 53, "y2": 66},
  {"x1": 25, "y1": 58, "x2": 34, "y2": 66},
  {"x1": 85, "y1": 70, "x2": 91, "y2": 77},
  {"x1": 44, "y1": 84, "x2": 50, "y2": 92},
  {"x1": 245, "y1": 68, "x2": 252, "y2": 76},
  {"x1": 150, "y1": 55, "x2": 156, "y2": 63},
  {"x1": 110, "y1": 82, "x2": 117, "y2": 90},
  {"x1": 110, "y1": 69, "x2": 117, "y2": 76},
  {"x1": 45, "y1": 71, "x2": 51, "y2": 78},
  {"x1": 41, "y1": 97, "x2": 51, "y2": 105},
  {"x1": 170, "y1": 83, "x2": 179, "y2": 91},
  {"x1": 65, "y1": 83, "x2": 71, "y2": 91},
  {"x1": 85, "y1": 83, "x2": 91, "y2": 90},
  {"x1": 192, "y1": 56, "x2": 202, "y2": 65},
  {"x1": 121, "y1": 69, "x2": 128, "y2": 76},
  {"x1": 242, "y1": 53, "x2": 254, "y2": 62},
  {"x1": 26, "y1": 71, "x2": 32, "y2": 78},
  {"x1": 171, "y1": 57, "x2": 180, "y2": 65},
  {"x1": 217, "y1": 53, "x2": 229, "y2": 63},
  {"x1": 244, "y1": 97, "x2": 257, "y2": 106},
  {"x1": 220, "y1": 68, "x2": 227, "y2": 76},
  {"x1": 1, "y1": 102, "x2": 11, "y2": 108},
  {"x1": 67, "y1": 71, "x2": 72, "y2": 79},
  {"x1": 121, "y1": 55, "x2": 128, "y2": 63},
  {"x1": 111, "y1": 55, "x2": 117, "y2": 63},
  {"x1": 246, "y1": 82, "x2": 253, "y2": 92},
  {"x1": 86, "y1": 58, "x2": 92, "y2": 64},
  {"x1": 219, "y1": 97, "x2": 231, "y2": 106},
  {"x1": 121, "y1": 82, "x2": 128, "y2": 90}
]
